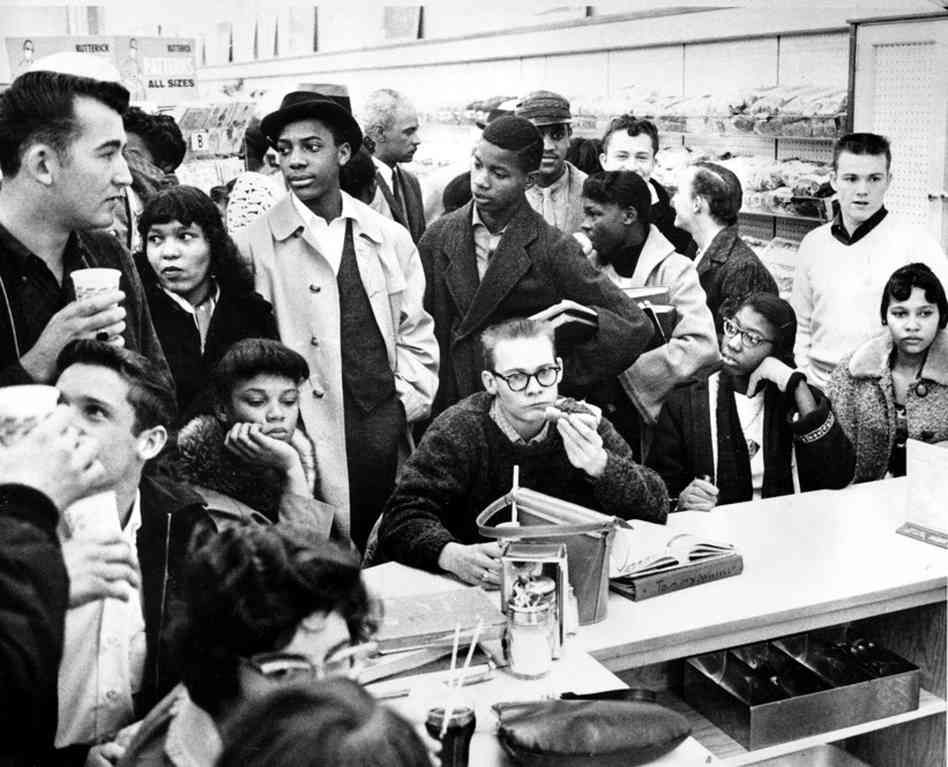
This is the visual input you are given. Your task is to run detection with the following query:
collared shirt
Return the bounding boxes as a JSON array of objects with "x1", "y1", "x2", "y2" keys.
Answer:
[
  {"x1": 371, "y1": 156, "x2": 398, "y2": 220},
  {"x1": 290, "y1": 190, "x2": 358, "y2": 276},
  {"x1": 0, "y1": 221, "x2": 95, "y2": 359},
  {"x1": 56, "y1": 492, "x2": 146, "y2": 747},
  {"x1": 830, "y1": 206, "x2": 888, "y2": 246},
  {"x1": 526, "y1": 165, "x2": 574, "y2": 232},
  {"x1": 163, "y1": 688, "x2": 223, "y2": 767},
  {"x1": 472, "y1": 204, "x2": 506, "y2": 281},
  {"x1": 161, "y1": 281, "x2": 220, "y2": 353},
  {"x1": 489, "y1": 395, "x2": 550, "y2": 445}
]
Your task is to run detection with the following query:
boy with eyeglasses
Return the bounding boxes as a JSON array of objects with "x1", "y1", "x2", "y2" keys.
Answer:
[
  {"x1": 376, "y1": 318, "x2": 668, "y2": 584},
  {"x1": 120, "y1": 524, "x2": 374, "y2": 766}
]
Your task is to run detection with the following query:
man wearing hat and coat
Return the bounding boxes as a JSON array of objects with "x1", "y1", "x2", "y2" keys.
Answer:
[
  {"x1": 517, "y1": 90, "x2": 588, "y2": 235},
  {"x1": 234, "y1": 88, "x2": 439, "y2": 552}
]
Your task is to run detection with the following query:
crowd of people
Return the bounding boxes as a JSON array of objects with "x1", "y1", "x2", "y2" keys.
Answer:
[{"x1": 1, "y1": 60, "x2": 946, "y2": 767}]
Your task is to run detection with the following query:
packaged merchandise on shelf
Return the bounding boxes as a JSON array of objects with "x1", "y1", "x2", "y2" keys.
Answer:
[
  {"x1": 748, "y1": 236, "x2": 800, "y2": 299},
  {"x1": 575, "y1": 84, "x2": 847, "y2": 139}
]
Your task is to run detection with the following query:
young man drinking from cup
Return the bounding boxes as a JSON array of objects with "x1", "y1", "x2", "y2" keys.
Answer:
[
  {"x1": 0, "y1": 69, "x2": 168, "y2": 387},
  {"x1": 376, "y1": 317, "x2": 667, "y2": 585}
]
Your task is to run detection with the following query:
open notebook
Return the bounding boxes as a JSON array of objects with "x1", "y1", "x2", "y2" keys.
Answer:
[{"x1": 610, "y1": 524, "x2": 743, "y2": 601}]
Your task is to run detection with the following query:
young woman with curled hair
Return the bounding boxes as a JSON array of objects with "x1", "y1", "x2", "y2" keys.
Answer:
[
  {"x1": 135, "y1": 185, "x2": 278, "y2": 420},
  {"x1": 828, "y1": 262, "x2": 948, "y2": 481},
  {"x1": 120, "y1": 523, "x2": 376, "y2": 766},
  {"x1": 217, "y1": 680, "x2": 431, "y2": 767},
  {"x1": 648, "y1": 292, "x2": 853, "y2": 511}
]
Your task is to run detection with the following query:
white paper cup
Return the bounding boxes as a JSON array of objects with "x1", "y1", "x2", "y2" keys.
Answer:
[
  {"x1": 64, "y1": 490, "x2": 122, "y2": 539},
  {"x1": 71, "y1": 268, "x2": 122, "y2": 301},
  {"x1": 0, "y1": 384, "x2": 60, "y2": 446}
]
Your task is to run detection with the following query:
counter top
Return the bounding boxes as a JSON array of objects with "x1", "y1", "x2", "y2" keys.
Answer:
[{"x1": 576, "y1": 478, "x2": 946, "y2": 669}]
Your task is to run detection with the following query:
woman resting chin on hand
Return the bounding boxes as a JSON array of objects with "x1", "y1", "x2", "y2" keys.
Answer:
[{"x1": 651, "y1": 293, "x2": 854, "y2": 512}]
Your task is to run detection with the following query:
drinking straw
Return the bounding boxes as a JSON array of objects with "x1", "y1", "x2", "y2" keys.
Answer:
[
  {"x1": 440, "y1": 622, "x2": 462, "y2": 737},
  {"x1": 442, "y1": 619, "x2": 484, "y2": 737},
  {"x1": 511, "y1": 465, "x2": 520, "y2": 524}
]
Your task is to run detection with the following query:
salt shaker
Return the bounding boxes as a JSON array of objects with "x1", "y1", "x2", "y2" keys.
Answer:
[{"x1": 506, "y1": 601, "x2": 555, "y2": 679}]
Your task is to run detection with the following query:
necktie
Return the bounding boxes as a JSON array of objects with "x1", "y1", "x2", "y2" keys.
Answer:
[{"x1": 392, "y1": 166, "x2": 407, "y2": 221}]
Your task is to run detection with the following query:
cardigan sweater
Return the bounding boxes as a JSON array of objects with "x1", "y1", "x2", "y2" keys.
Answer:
[
  {"x1": 790, "y1": 212, "x2": 947, "y2": 388},
  {"x1": 648, "y1": 375, "x2": 854, "y2": 502},
  {"x1": 828, "y1": 329, "x2": 948, "y2": 482},
  {"x1": 377, "y1": 391, "x2": 668, "y2": 572}
]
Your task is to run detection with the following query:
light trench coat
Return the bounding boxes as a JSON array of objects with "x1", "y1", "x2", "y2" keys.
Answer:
[{"x1": 236, "y1": 192, "x2": 439, "y2": 534}]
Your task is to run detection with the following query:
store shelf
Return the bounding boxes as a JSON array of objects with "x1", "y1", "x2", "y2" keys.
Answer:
[
  {"x1": 664, "y1": 130, "x2": 839, "y2": 142},
  {"x1": 657, "y1": 688, "x2": 946, "y2": 766},
  {"x1": 740, "y1": 208, "x2": 826, "y2": 223}
]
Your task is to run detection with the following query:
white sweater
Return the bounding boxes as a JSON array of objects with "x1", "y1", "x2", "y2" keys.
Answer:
[{"x1": 790, "y1": 213, "x2": 947, "y2": 388}]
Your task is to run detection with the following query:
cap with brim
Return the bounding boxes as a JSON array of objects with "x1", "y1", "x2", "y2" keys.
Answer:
[
  {"x1": 515, "y1": 90, "x2": 572, "y2": 127},
  {"x1": 261, "y1": 91, "x2": 363, "y2": 151}
]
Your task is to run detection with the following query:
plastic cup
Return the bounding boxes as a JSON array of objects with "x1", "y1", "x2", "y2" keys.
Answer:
[
  {"x1": 71, "y1": 268, "x2": 121, "y2": 301},
  {"x1": 0, "y1": 384, "x2": 60, "y2": 446}
]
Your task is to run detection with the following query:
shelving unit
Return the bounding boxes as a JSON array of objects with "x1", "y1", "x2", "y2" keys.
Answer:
[{"x1": 657, "y1": 687, "x2": 946, "y2": 765}]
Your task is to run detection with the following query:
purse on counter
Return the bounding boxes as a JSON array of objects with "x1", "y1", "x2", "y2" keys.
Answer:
[
  {"x1": 492, "y1": 699, "x2": 692, "y2": 766},
  {"x1": 476, "y1": 486, "x2": 628, "y2": 625}
]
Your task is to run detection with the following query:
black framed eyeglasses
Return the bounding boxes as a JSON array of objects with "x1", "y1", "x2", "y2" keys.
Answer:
[
  {"x1": 241, "y1": 642, "x2": 378, "y2": 683},
  {"x1": 490, "y1": 365, "x2": 561, "y2": 392},
  {"x1": 722, "y1": 317, "x2": 774, "y2": 348}
]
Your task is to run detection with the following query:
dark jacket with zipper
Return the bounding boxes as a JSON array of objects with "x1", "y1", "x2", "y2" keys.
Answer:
[
  {"x1": 137, "y1": 476, "x2": 213, "y2": 714},
  {"x1": 135, "y1": 255, "x2": 278, "y2": 420}
]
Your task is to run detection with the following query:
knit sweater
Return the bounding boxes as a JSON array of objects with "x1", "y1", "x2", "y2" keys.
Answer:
[
  {"x1": 377, "y1": 392, "x2": 669, "y2": 572},
  {"x1": 790, "y1": 212, "x2": 947, "y2": 388}
]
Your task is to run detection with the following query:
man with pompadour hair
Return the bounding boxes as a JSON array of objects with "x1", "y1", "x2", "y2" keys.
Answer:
[
  {"x1": 0, "y1": 69, "x2": 169, "y2": 389},
  {"x1": 377, "y1": 316, "x2": 667, "y2": 582},
  {"x1": 418, "y1": 114, "x2": 654, "y2": 420}
]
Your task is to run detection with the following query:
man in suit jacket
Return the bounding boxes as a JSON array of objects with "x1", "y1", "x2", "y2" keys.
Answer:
[
  {"x1": 236, "y1": 90, "x2": 438, "y2": 552},
  {"x1": 671, "y1": 162, "x2": 778, "y2": 332},
  {"x1": 418, "y1": 115, "x2": 654, "y2": 419},
  {"x1": 515, "y1": 90, "x2": 587, "y2": 235},
  {"x1": 362, "y1": 88, "x2": 426, "y2": 243}
]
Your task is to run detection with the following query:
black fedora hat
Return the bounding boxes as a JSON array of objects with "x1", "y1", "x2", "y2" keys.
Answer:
[{"x1": 260, "y1": 90, "x2": 363, "y2": 151}]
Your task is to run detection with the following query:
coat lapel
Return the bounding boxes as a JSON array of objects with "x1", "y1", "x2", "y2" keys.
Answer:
[
  {"x1": 375, "y1": 169, "x2": 409, "y2": 229},
  {"x1": 456, "y1": 202, "x2": 537, "y2": 340}
]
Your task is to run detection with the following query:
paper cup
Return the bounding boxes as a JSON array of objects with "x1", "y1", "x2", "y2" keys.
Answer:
[
  {"x1": 64, "y1": 490, "x2": 122, "y2": 539},
  {"x1": 71, "y1": 268, "x2": 121, "y2": 301},
  {"x1": 0, "y1": 384, "x2": 60, "y2": 446}
]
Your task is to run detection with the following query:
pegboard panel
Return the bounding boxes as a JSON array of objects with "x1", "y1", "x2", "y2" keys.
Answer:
[
  {"x1": 870, "y1": 40, "x2": 937, "y2": 227},
  {"x1": 777, "y1": 33, "x2": 849, "y2": 88},
  {"x1": 775, "y1": 217, "x2": 823, "y2": 242},
  {"x1": 683, "y1": 37, "x2": 778, "y2": 96},
  {"x1": 777, "y1": 137, "x2": 836, "y2": 163}
]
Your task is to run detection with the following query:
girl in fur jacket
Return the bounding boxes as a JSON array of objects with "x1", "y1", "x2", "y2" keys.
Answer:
[{"x1": 176, "y1": 339, "x2": 336, "y2": 536}]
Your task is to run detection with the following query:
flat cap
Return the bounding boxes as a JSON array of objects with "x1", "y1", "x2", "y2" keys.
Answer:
[{"x1": 514, "y1": 90, "x2": 572, "y2": 126}]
